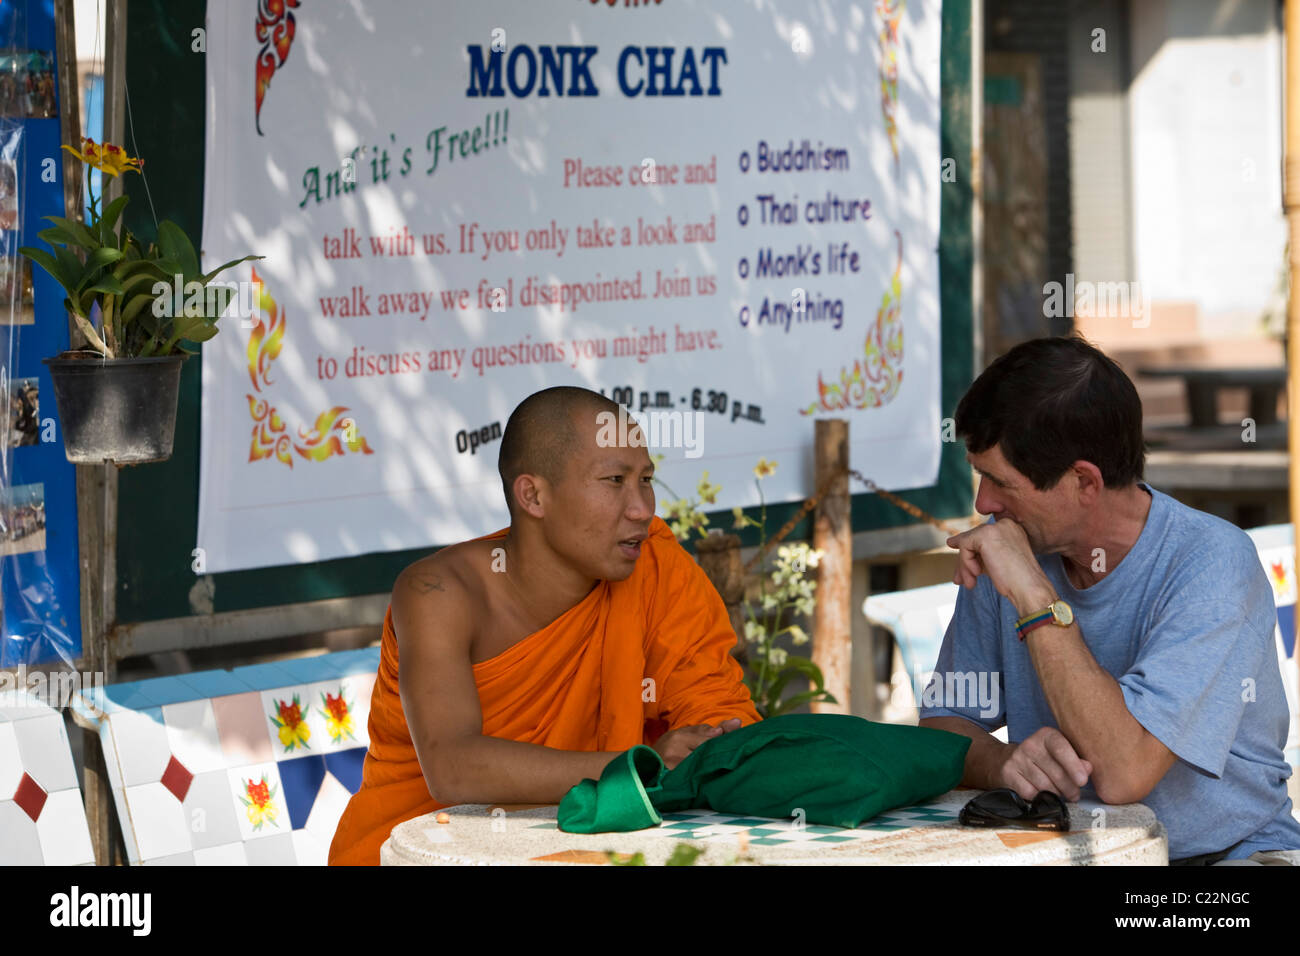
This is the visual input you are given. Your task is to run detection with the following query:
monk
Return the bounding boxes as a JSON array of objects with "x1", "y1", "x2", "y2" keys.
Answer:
[{"x1": 328, "y1": 386, "x2": 762, "y2": 864}]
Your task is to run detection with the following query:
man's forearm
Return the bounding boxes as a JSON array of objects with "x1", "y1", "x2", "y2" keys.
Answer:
[
  {"x1": 918, "y1": 716, "x2": 1011, "y2": 790},
  {"x1": 426, "y1": 736, "x2": 624, "y2": 806}
]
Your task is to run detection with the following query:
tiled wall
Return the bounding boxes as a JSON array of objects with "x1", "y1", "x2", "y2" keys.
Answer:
[
  {"x1": 73, "y1": 648, "x2": 378, "y2": 865},
  {"x1": 0, "y1": 690, "x2": 96, "y2": 865}
]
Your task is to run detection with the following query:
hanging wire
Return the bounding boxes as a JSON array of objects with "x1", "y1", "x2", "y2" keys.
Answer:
[{"x1": 121, "y1": 64, "x2": 158, "y2": 232}]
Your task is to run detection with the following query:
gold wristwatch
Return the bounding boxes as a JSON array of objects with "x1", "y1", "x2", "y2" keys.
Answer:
[{"x1": 1015, "y1": 599, "x2": 1073, "y2": 641}]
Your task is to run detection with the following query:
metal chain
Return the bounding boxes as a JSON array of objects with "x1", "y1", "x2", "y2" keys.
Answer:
[{"x1": 741, "y1": 467, "x2": 968, "y2": 574}]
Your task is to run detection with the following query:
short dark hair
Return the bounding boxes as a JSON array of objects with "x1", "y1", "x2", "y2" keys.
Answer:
[
  {"x1": 497, "y1": 386, "x2": 622, "y2": 519},
  {"x1": 954, "y1": 335, "x2": 1145, "y2": 490}
]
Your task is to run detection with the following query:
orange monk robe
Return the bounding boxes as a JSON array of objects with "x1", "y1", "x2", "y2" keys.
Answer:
[{"x1": 328, "y1": 515, "x2": 761, "y2": 865}]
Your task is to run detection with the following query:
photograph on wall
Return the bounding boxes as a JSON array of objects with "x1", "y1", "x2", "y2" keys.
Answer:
[
  {"x1": 0, "y1": 49, "x2": 57, "y2": 118},
  {"x1": 0, "y1": 153, "x2": 15, "y2": 228},
  {"x1": 6, "y1": 375, "x2": 37, "y2": 446},
  {"x1": 0, "y1": 481, "x2": 45, "y2": 556},
  {"x1": 0, "y1": 254, "x2": 33, "y2": 324}
]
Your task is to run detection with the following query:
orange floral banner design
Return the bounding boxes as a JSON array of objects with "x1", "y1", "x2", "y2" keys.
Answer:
[
  {"x1": 800, "y1": 0, "x2": 907, "y2": 417},
  {"x1": 255, "y1": 0, "x2": 301, "y2": 135},
  {"x1": 800, "y1": 231, "x2": 904, "y2": 415},
  {"x1": 246, "y1": 267, "x2": 374, "y2": 467},
  {"x1": 876, "y1": 0, "x2": 905, "y2": 166}
]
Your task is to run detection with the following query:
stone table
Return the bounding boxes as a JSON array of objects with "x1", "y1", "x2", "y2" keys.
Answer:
[{"x1": 380, "y1": 788, "x2": 1168, "y2": 866}]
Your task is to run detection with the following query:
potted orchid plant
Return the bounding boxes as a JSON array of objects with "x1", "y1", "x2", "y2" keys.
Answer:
[{"x1": 19, "y1": 138, "x2": 261, "y2": 464}]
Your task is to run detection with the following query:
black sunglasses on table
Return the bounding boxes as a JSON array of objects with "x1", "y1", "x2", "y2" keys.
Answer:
[{"x1": 958, "y1": 788, "x2": 1070, "y2": 831}]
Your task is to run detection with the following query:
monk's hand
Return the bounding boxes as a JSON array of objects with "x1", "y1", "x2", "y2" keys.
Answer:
[
  {"x1": 652, "y1": 723, "x2": 728, "y2": 769},
  {"x1": 997, "y1": 726, "x2": 1093, "y2": 803},
  {"x1": 946, "y1": 518, "x2": 1054, "y2": 612}
]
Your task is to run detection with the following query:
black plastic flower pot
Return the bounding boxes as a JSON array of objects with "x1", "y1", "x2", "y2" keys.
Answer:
[{"x1": 41, "y1": 350, "x2": 186, "y2": 465}]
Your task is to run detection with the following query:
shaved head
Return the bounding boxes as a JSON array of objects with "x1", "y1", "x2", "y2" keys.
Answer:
[{"x1": 498, "y1": 386, "x2": 624, "y2": 520}]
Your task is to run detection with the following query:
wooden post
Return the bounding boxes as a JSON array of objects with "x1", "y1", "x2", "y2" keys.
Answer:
[
  {"x1": 695, "y1": 531, "x2": 746, "y2": 653},
  {"x1": 65, "y1": 0, "x2": 129, "y2": 866},
  {"x1": 811, "y1": 419, "x2": 851, "y2": 714}
]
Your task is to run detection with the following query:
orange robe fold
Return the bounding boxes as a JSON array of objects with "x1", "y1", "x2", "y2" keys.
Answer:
[{"x1": 328, "y1": 516, "x2": 761, "y2": 865}]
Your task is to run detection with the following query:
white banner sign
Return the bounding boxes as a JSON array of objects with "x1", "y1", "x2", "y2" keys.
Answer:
[{"x1": 198, "y1": 0, "x2": 942, "y2": 572}]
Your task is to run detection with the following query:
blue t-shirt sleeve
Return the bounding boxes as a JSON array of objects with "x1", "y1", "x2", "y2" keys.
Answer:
[
  {"x1": 917, "y1": 576, "x2": 1006, "y2": 732},
  {"x1": 1117, "y1": 566, "x2": 1276, "y2": 779}
]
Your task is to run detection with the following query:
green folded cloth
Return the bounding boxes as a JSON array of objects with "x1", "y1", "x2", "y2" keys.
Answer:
[{"x1": 557, "y1": 713, "x2": 971, "y2": 834}]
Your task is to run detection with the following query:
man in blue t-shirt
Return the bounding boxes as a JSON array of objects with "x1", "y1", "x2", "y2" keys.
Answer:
[{"x1": 919, "y1": 336, "x2": 1300, "y2": 864}]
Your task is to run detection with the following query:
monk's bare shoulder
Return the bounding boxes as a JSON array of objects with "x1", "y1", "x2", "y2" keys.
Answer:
[
  {"x1": 392, "y1": 542, "x2": 480, "y2": 641},
  {"x1": 391, "y1": 539, "x2": 506, "y2": 640}
]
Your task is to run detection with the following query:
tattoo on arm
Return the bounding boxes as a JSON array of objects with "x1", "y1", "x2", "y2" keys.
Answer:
[{"x1": 408, "y1": 573, "x2": 446, "y2": 594}]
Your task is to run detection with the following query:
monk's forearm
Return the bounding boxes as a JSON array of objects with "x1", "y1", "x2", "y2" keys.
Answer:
[
  {"x1": 918, "y1": 716, "x2": 1011, "y2": 790},
  {"x1": 426, "y1": 736, "x2": 625, "y2": 806}
]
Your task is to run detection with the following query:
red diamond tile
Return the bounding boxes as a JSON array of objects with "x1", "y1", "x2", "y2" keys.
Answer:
[
  {"x1": 13, "y1": 772, "x2": 47, "y2": 822},
  {"x1": 160, "y1": 755, "x2": 193, "y2": 802}
]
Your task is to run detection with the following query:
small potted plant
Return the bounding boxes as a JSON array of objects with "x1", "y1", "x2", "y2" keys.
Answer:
[{"x1": 20, "y1": 138, "x2": 261, "y2": 464}]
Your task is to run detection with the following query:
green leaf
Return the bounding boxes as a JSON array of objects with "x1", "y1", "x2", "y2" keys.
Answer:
[
  {"x1": 201, "y1": 253, "x2": 264, "y2": 284},
  {"x1": 54, "y1": 246, "x2": 86, "y2": 295},
  {"x1": 778, "y1": 656, "x2": 827, "y2": 685},
  {"x1": 99, "y1": 194, "x2": 130, "y2": 237},
  {"x1": 121, "y1": 290, "x2": 162, "y2": 325},
  {"x1": 18, "y1": 246, "x2": 76, "y2": 295},
  {"x1": 156, "y1": 220, "x2": 200, "y2": 280},
  {"x1": 83, "y1": 275, "x2": 126, "y2": 297},
  {"x1": 37, "y1": 226, "x2": 80, "y2": 248},
  {"x1": 170, "y1": 313, "x2": 219, "y2": 343},
  {"x1": 665, "y1": 844, "x2": 704, "y2": 866},
  {"x1": 762, "y1": 657, "x2": 828, "y2": 712},
  {"x1": 44, "y1": 215, "x2": 101, "y2": 251},
  {"x1": 75, "y1": 275, "x2": 126, "y2": 317},
  {"x1": 148, "y1": 258, "x2": 186, "y2": 281},
  {"x1": 73, "y1": 247, "x2": 125, "y2": 294},
  {"x1": 113, "y1": 258, "x2": 166, "y2": 281},
  {"x1": 767, "y1": 690, "x2": 828, "y2": 718}
]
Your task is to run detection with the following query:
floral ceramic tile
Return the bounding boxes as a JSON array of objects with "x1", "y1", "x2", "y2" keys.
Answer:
[
  {"x1": 305, "y1": 678, "x2": 367, "y2": 751},
  {"x1": 226, "y1": 762, "x2": 289, "y2": 841},
  {"x1": 259, "y1": 686, "x2": 315, "y2": 760}
]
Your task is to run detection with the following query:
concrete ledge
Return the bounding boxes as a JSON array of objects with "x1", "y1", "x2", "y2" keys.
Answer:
[{"x1": 109, "y1": 593, "x2": 391, "y2": 659}]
